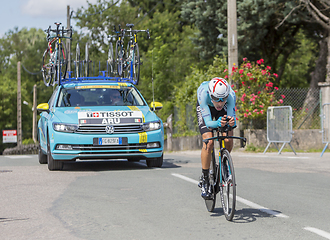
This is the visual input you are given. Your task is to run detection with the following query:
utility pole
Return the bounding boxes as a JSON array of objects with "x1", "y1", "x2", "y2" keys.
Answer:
[
  {"x1": 227, "y1": 0, "x2": 238, "y2": 82},
  {"x1": 17, "y1": 61, "x2": 22, "y2": 153},
  {"x1": 227, "y1": 0, "x2": 241, "y2": 147},
  {"x1": 32, "y1": 84, "x2": 37, "y2": 143},
  {"x1": 67, "y1": 5, "x2": 71, "y2": 73}
]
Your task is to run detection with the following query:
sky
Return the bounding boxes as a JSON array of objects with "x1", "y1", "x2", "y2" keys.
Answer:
[{"x1": 0, "y1": 0, "x2": 99, "y2": 37}]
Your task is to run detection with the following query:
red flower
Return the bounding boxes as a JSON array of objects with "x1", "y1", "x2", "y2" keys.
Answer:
[
  {"x1": 281, "y1": 95, "x2": 286, "y2": 99},
  {"x1": 239, "y1": 69, "x2": 244, "y2": 74},
  {"x1": 243, "y1": 58, "x2": 247, "y2": 61},
  {"x1": 267, "y1": 66, "x2": 271, "y2": 70}
]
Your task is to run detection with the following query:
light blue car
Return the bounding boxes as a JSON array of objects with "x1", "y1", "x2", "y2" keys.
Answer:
[{"x1": 37, "y1": 79, "x2": 164, "y2": 170}]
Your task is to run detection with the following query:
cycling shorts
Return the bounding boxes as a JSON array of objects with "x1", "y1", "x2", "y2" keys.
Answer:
[{"x1": 196, "y1": 101, "x2": 227, "y2": 135}]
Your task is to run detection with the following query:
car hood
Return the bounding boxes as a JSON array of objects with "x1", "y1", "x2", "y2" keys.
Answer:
[{"x1": 52, "y1": 106, "x2": 161, "y2": 124}]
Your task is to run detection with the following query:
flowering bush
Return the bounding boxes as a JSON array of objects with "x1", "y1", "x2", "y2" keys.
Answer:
[{"x1": 229, "y1": 58, "x2": 285, "y2": 129}]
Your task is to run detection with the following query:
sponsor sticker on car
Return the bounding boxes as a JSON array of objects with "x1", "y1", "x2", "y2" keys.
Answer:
[{"x1": 78, "y1": 111, "x2": 143, "y2": 125}]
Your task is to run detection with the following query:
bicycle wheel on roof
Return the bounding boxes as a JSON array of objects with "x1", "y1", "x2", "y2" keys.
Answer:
[
  {"x1": 58, "y1": 41, "x2": 68, "y2": 80},
  {"x1": 41, "y1": 48, "x2": 55, "y2": 87},
  {"x1": 116, "y1": 40, "x2": 124, "y2": 77},
  {"x1": 75, "y1": 42, "x2": 80, "y2": 78},
  {"x1": 133, "y1": 43, "x2": 140, "y2": 84},
  {"x1": 107, "y1": 41, "x2": 114, "y2": 77}
]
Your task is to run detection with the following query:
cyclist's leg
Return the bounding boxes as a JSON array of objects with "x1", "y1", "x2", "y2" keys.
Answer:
[{"x1": 196, "y1": 102, "x2": 214, "y2": 199}]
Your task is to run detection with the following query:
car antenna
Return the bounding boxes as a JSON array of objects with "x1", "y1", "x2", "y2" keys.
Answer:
[{"x1": 152, "y1": 50, "x2": 155, "y2": 111}]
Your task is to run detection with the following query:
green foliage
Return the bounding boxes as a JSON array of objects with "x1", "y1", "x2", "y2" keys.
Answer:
[{"x1": 231, "y1": 58, "x2": 283, "y2": 128}]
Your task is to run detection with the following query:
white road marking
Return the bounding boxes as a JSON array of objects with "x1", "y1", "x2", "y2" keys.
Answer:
[
  {"x1": 171, "y1": 173, "x2": 289, "y2": 218},
  {"x1": 171, "y1": 173, "x2": 199, "y2": 184},
  {"x1": 236, "y1": 196, "x2": 289, "y2": 218},
  {"x1": 4, "y1": 155, "x2": 32, "y2": 159},
  {"x1": 304, "y1": 227, "x2": 330, "y2": 239}
]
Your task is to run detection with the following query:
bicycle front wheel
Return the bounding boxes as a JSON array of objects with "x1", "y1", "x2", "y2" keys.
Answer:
[
  {"x1": 107, "y1": 42, "x2": 114, "y2": 76},
  {"x1": 58, "y1": 42, "x2": 68, "y2": 81},
  {"x1": 205, "y1": 149, "x2": 218, "y2": 212},
  {"x1": 41, "y1": 48, "x2": 54, "y2": 87},
  {"x1": 220, "y1": 149, "x2": 236, "y2": 221},
  {"x1": 116, "y1": 40, "x2": 123, "y2": 77},
  {"x1": 75, "y1": 42, "x2": 80, "y2": 78},
  {"x1": 133, "y1": 43, "x2": 140, "y2": 84}
]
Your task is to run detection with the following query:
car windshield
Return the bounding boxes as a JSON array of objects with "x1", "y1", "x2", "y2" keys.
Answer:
[{"x1": 56, "y1": 85, "x2": 146, "y2": 107}]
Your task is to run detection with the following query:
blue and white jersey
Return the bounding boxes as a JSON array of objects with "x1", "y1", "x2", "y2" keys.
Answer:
[{"x1": 197, "y1": 81, "x2": 236, "y2": 129}]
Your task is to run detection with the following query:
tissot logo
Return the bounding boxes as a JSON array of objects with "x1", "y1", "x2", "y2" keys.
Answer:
[
  {"x1": 86, "y1": 111, "x2": 134, "y2": 118},
  {"x1": 105, "y1": 125, "x2": 115, "y2": 134}
]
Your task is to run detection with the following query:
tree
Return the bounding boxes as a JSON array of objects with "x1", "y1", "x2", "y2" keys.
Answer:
[
  {"x1": 181, "y1": 0, "x2": 318, "y2": 85},
  {"x1": 0, "y1": 27, "x2": 52, "y2": 152}
]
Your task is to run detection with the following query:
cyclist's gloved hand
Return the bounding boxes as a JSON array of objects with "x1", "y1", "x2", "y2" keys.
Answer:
[{"x1": 217, "y1": 116, "x2": 227, "y2": 127}]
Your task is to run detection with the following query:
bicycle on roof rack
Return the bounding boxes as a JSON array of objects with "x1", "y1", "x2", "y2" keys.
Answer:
[
  {"x1": 124, "y1": 23, "x2": 150, "y2": 85},
  {"x1": 203, "y1": 122, "x2": 246, "y2": 221},
  {"x1": 110, "y1": 24, "x2": 149, "y2": 84},
  {"x1": 41, "y1": 22, "x2": 72, "y2": 87}
]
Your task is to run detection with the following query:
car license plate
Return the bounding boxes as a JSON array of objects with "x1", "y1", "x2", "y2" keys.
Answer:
[{"x1": 99, "y1": 137, "x2": 121, "y2": 145}]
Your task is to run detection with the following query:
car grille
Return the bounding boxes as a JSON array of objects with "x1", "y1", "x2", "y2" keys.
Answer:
[
  {"x1": 76, "y1": 124, "x2": 143, "y2": 134},
  {"x1": 71, "y1": 143, "x2": 147, "y2": 151}
]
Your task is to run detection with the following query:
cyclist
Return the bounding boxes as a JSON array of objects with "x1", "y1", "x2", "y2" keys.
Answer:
[{"x1": 196, "y1": 77, "x2": 236, "y2": 199}]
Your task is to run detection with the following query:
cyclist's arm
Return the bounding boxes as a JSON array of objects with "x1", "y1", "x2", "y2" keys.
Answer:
[
  {"x1": 197, "y1": 84, "x2": 218, "y2": 129},
  {"x1": 224, "y1": 89, "x2": 237, "y2": 127}
]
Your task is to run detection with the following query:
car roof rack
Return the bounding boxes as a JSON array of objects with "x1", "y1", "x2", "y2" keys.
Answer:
[{"x1": 60, "y1": 71, "x2": 138, "y2": 85}]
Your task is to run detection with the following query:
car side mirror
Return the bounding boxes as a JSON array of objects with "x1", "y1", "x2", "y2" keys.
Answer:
[
  {"x1": 150, "y1": 101, "x2": 163, "y2": 111},
  {"x1": 37, "y1": 103, "x2": 50, "y2": 113}
]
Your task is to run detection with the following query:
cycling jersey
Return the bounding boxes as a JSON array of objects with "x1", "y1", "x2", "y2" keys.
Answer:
[{"x1": 197, "y1": 81, "x2": 236, "y2": 129}]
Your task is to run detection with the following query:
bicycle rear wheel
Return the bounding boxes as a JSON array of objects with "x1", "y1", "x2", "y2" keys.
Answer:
[
  {"x1": 41, "y1": 48, "x2": 55, "y2": 87},
  {"x1": 205, "y1": 149, "x2": 218, "y2": 212},
  {"x1": 220, "y1": 149, "x2": 236, "y2": 221}
]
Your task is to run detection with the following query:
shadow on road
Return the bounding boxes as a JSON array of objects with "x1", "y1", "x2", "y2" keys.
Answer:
[
  {"x1": 209, "y1": 207, "x2": 278, "y2": 223},
  {"x1": 61, "y1": 157, "x2": 180, "y2": 172}
]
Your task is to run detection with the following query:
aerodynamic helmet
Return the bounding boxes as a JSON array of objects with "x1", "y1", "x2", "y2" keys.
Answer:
[{"x1": 208, "y1": 77, "x2": 230, "y2": 102}]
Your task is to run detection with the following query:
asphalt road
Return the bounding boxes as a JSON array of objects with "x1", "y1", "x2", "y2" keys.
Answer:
[{"x1": 1, "y1": 150, "x2": 330, "y2": 240}]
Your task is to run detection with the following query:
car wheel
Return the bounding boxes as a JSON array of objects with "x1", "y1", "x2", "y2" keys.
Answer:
[
  {"x1": 146, "y1": 154, "x2": 163, "y2": 168},
  {"x1": 38, "y1": 144, "x2": 47, "y2": 164},
  {"x1": 47, "y1": 134, "x2": 63, "y2": 171}
]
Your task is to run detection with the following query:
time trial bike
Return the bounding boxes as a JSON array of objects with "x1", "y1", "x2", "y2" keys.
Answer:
[{"x1": 203, "y1": 123, "x2": 246, "y2": 221}]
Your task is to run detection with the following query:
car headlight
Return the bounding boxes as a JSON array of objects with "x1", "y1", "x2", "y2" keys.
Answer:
[
  {"x1": 143, "y1": 121, "x2": 161, "y2": 131},
  {"x1": 53, "y1": 123, "x2": 78, "y2": 133}
]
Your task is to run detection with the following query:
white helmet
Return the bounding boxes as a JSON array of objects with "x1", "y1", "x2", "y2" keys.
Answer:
[{"x1": 208, "y1": 77, "x2": 230, "y2": 102}]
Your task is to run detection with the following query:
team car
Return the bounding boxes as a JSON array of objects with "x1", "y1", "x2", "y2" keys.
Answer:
[{"x1": 37, "y1": 78, "x2": 164, "y2": 170}]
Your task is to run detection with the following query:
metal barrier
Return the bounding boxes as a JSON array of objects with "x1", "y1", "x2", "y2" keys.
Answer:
[
  {"x1": 320, "y1": 103, "x2": 330, "y2": 157},
  {"x1": 263, "y1": 106, "x2": 296, "y2": 154}
]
